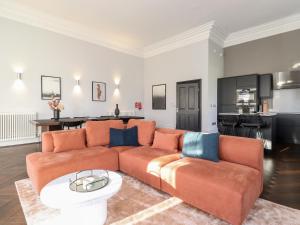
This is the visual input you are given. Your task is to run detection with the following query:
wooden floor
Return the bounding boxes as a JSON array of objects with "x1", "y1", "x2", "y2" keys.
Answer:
[
  {"x1": 261, "y1": 144, "x2": 300, "y2": 209},
  {"x1": 0, "y1": 143, "x2": 299, "y2": 225}
]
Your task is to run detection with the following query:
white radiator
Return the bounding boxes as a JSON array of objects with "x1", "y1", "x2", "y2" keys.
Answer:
[{"x1": 0, "y1": 112, "x2": 38, "y2": 146}]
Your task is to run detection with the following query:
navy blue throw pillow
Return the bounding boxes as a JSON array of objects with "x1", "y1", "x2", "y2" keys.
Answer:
[
  {"x1": 182, "y1": 132, "x2": 219, "y2": 162},
  {"x1": 110, "y1": 126, "x2": 139, "y2": 147}
]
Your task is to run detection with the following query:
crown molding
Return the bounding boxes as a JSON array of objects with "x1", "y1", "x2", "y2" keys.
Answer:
[
  {"x1": 1, "y1": 1, "x2": 299, "y2": 57},
  {"x1": 224, "y1": 13, "x2": 300, "y2": 47},
  {"x1": 0, "y1": 1, "x2": 143, "y2": 57},
  {"x1": 144, "y1": 21, "x2": 220, "y2": 58}
]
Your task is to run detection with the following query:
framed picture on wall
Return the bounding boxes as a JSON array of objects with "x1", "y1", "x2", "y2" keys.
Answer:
[
  {"x1": 41, "y1": 75, "x2": 62, "y2": 100},
  {"x1": 152, "y1": 84, "x2": 166, "y2": 110},
  {"x1": 92, "y1": 81, "x2": 106, "y2": 102}
]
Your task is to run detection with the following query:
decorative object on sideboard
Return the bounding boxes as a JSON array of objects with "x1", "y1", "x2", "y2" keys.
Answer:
[
  {"x1": 41, "y1": 75, "x2": 61, "y2": 100},
  {"x1": 263, "y1": 100, "x2": 269, "y2": 113},
  {"x1": 48, "y1": 96, "x2": 64, "y2": 120},
  {"x1": 135, "y1": 102, "x2": 142, "y2": 110},
  {"x1": 114, "y1": 104, "x2": 120, "y2": 117},
  {"x1": 152, "y1": 84, "x2": 166, "y2": 110},
  {"x1": 92, "y1": 81, "x2": 106, "y2": 102}
]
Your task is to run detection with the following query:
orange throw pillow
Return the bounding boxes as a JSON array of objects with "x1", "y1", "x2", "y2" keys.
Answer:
[
  {"x1": 52, "y1": 129, "x2": 86, "y2": 153},
  {"x1": 152, "y1": 131, "x2": 180, "y2": 152},
  {"x1": 127, "y1": 119, "x2": 156, "y2": 146},
  {"x1": 85, "y1": 120, "x2": 124, "y2": 147}
]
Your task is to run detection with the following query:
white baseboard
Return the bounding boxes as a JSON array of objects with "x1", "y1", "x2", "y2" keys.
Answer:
[{"x1": 0, "y1": 137, "x2": 40, "y2": 147}]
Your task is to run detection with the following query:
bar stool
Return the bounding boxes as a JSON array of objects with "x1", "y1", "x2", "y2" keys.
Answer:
[
  {"x1": 239, "y1": 115, "x2": 266, "y2": 139},
  {"x1": 218, "y1": 115, "x2": 239, "y2": 136}
]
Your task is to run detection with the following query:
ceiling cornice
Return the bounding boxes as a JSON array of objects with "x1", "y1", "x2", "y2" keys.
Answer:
[
  {"x1": 0, "y1": 1, "x2": 299, "y2": 57},
  {"x1": 143, "y1": 21, "x2": 216, "y2": 58},
  {"x1": 0, "y1": 1, "x2": 143, "y2": 57},
  {"x1": 224, "y1": 13, "x2": 300, "y2": 47}
]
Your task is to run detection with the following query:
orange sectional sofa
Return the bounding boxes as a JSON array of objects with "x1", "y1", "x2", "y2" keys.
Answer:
[{"x1": 26, "y1": 119, "x2": 264, "y2": 225}]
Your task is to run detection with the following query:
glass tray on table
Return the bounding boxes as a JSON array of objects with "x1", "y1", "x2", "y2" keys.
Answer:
[{"x1": 69, "y1": 170, "x2": 110, "y2": 193}]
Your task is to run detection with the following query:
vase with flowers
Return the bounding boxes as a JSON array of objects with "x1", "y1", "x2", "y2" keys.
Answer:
[{"x1": 48, "y1": 96, "x2": 64, "y2": 120}]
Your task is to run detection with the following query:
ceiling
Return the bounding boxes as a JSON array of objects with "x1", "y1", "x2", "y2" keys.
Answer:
[{"x1": 3, "y1": 0, "x2": 300, "y2": 51}]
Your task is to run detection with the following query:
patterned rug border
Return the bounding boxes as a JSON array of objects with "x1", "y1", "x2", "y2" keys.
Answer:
[{"x1": 15, "y1": 174, "x2": 300, "y2": 225}]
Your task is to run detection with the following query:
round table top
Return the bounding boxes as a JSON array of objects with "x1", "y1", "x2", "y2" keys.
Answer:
[{"x1": 40, "y1": 170, "x2": 122, "y2": 209}]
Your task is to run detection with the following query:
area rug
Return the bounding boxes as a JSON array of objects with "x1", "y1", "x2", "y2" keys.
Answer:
[{"x1": 15, "y1": 174, "x2": 300, "y2": 225}]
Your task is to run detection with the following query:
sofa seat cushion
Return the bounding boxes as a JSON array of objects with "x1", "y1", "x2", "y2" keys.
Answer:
[
  {"x1": 119, "y1": 146, "x2": 180, "y2": 189},
  {"x1": 109, "y1": 146, "x2": 138, "y2": 153},
  {"x1": 26, "y1": 146, "x2": 119, "y2": 194},
  {"x1": 160, "y1": 157, "x2": 262, "y2": 225}
]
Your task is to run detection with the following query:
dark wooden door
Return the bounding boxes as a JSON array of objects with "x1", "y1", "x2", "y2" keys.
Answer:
[{"x1": 176, "y1": 80, "x2": 201, "y2": 131}]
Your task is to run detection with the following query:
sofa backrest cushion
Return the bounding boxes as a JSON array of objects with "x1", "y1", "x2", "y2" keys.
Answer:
[
  {"x1": 52, "y1": 129, "x2": 86, "y2": 153},
  {"x1": 219, "y1": 135, "x2": 263, "y2": 172},
  {"x1": 127, "y1": 119, "x2": 156, "y2": 146},
  {"x1": 152, "y1": 131, "x2": 180, "y2": 152},
  {"x1": 85, "y1": 120, "x2": 124, "y2": 147},
  {"x1": 155, "y1": 128, "x2": 186, "y2": 150},
  {"x1": 109, "y1": 126, "x2": 139, "y2": 147}
]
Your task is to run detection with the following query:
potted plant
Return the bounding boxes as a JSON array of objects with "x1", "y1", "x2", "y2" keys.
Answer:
[{"x1": 48, "y1": 96, "x2": 64, "y2": 120}]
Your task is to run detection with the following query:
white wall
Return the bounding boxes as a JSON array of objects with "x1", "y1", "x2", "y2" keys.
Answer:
[
  {"x1": 272, "y1": 89, "x2": 300, "y2": 113},
  {"x1": 208, "y1": 40, "x2": 224, "y2": 132},
  {"x1": 0, "y1": 17, "x2": 144, "y2": 119},
  {"x1": 143, "y1": 39, "x2": 224, "y2": 132},
  {"x1": 144, "y1": 40, "x2": 212, "y2": 131}
]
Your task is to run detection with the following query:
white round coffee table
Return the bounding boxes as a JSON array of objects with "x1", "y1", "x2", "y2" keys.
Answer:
[{"x1": 40, "y1": 170, "x2": 122, "y2": 225}]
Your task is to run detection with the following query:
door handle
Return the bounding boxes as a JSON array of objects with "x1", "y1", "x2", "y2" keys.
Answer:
[{"x1": 176, "y1": 108, "x2": 179, "y2": 113}]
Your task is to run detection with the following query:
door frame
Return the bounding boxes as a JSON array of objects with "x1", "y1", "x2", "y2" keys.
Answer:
[{"x1": 176, "y1": 79, "x2": 202, "y2": 131}]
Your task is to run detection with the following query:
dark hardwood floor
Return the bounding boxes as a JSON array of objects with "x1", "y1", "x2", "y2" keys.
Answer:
[
  {"x1": 0, "y1": 143, "x2": 299, "y2": 225},
  {"x1": 0, "y1": 144, "x2": 39, "y2": 225},
  {"x1": 262, "y1": 144, "x2": 300, "y2": 209}
]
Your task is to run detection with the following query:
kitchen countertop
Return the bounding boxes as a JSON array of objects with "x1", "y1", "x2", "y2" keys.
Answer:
[{"x1": 218, "y1": 112, "x2": 277, "y2": 117}]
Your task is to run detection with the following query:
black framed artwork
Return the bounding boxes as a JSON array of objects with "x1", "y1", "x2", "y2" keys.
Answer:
[
  {"x1": 92, "y1": 81, "x2": 106, "y2": 102},
  {"x1": 152, "y1": 84, "x2": 166, "y2": 110},
  {"x1": 41, "y1": 75, "x2": 62, "y2": 100}
]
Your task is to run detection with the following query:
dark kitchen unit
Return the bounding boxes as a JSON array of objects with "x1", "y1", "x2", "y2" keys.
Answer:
[
  {"x1": 218, "y1": 113, "x2": 277, "y2": 151},
  {"x1": 217, "y1": 74, "x2": 276, "y2": 150}
]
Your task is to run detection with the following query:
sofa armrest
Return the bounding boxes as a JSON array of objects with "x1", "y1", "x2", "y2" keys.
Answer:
[{"x1": 219, "y1": 135, "x2": 264, "y2": 173}]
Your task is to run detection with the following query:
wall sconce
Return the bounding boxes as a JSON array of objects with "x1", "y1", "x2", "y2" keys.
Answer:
[
  {"x1": 13, "y1": 69, "x2": 25, "y2": 91},
  {"x1": 17, "y1": 72, "x2": 22, "y2": 80},
  {"x1": 113, "y1": 77, "x2": 120, "y2": 97},
  {"x1": 73, "y1": 77, "x2": 81, "y2": 94},
  {"x1": 114, "y1": 84, "x2": 120, "y2": 97}
]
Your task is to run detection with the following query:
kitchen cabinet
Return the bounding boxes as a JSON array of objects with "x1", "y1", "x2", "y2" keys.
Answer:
[
  {"x1": 259, "y1": 74, "x2": 273, "y2": 98},
  {"x1": 277, "y1": 114, "x2": 300, "y2": 144},
  {"x1": 236, "y1": 74, "x2": 258, "y2": 89},
  {"x1": 218, "y1": 77, "x2": 237, "y2": 113}
]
